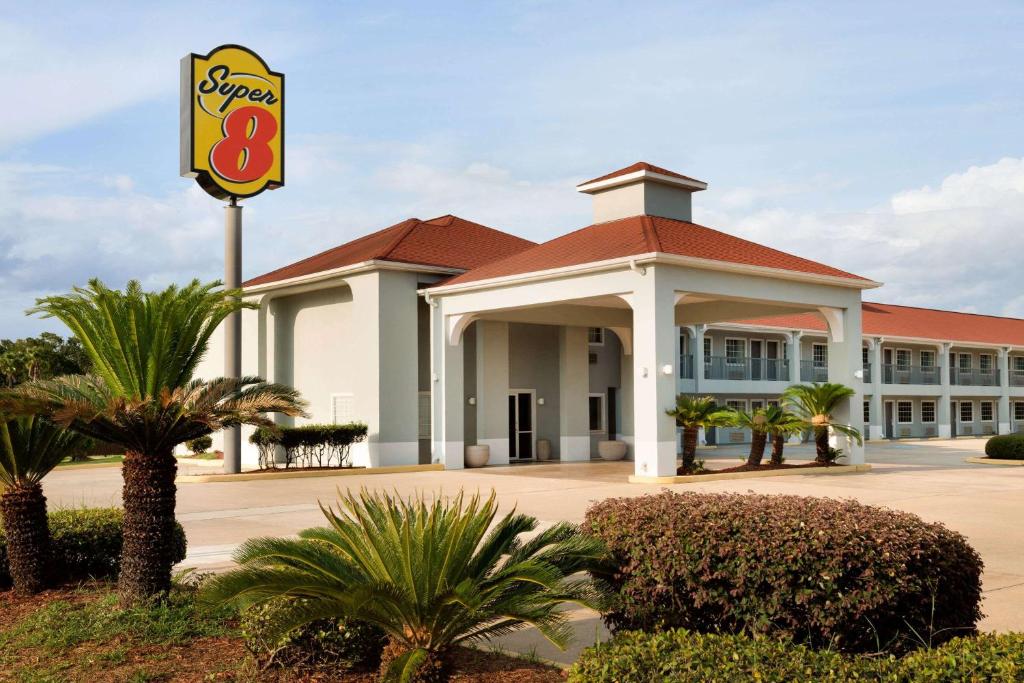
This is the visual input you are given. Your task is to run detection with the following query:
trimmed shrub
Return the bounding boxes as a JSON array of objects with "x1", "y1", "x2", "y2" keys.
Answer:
[
  {"x1": 568, "y1": 629, "x2": 895, "y2": 682},
  {"x1": 0, "y1": 507, "x2": 187, "y2": 588},
  {"x1": 984, "y1": 434, "x2": 1024, "y2": 460},
  {"x1": 586, "y1": 491, "x2": 983, "y2": 654},
  {"x1": 897, "y1": 633, "x2": 1024, "y2": 681},
  {"x1": 569, "y1": 630, "x2": 1024, "y2": 682},
  {"x1": 241, "y1": 596, "x2": 387, "y2": 672},
  {"x1": 185, "y1": 435, "x2": 213, "y2": 454},
  {"x1": 249, "y1": 423, "x2": 368, "y2": 469}
]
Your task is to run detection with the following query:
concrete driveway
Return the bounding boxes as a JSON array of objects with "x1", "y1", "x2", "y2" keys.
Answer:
[{"x1": 42, "y1": 438, "x2": 1023, "y2": 661}]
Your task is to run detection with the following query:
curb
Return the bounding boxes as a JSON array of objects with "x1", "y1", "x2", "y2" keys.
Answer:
[
  {"x1": 629, "y1": 463, "x2": 872, "y2": 484},
  {"x1": 178, "y1": 462, "x2": 445, "y2": 483},
  {"x1": 965, "y1": 457, "x2": 1024, "y2": 466}
]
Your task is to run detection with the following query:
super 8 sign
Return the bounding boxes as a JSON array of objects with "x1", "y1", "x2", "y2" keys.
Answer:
[{"x1": 180, "y1": 44, "x2": 284, "y2": 199}]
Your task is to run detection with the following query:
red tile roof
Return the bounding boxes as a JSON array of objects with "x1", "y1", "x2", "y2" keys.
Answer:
[
  {"x1": 738, "y1": 302, "x2": 1024, "y2": 346},
  {"x1": 440, "y1": 215, "x2": 869, "y2": 286},
  {"x1": 580, "y1": 161, "x2": 704, "y2": 187},
  {"x1": 244, "y1": 215, "x2": 535, "y2": 287}
]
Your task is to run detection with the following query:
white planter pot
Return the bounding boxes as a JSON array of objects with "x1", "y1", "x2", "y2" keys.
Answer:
[
  {"x1": 598, "y1": 440, "x2": 627, "y2": 461},
  {"x1": 465, "y1": 445, "x2": 490, "y2": 468},
  {"x1": 536, "y1": 439, "x2": 552, "y2": 461}
]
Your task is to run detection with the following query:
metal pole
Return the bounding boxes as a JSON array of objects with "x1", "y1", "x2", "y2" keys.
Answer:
[{"x1": 223, "y1": 197, "x2": 243, "y2": 473}]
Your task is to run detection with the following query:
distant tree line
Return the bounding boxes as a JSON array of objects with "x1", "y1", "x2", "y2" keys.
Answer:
[{"x1": 0, "y1": 332, "x2": 91, "y2": 387}]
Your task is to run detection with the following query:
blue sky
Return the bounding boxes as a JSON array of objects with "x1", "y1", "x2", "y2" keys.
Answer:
[{"x1": 2, "y1": 1, "x2": 1023, "y2": 337}]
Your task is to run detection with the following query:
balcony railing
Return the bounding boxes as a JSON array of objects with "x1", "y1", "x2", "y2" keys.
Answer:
[
  {"x1": 800, "y1": 360, "x2": 828, "y2": 382},
  {"x1": 1012, "y1": 371, "x2": 1024, "y2": 387},
  {"x1": 863, "y1": 363, "x2": 871, "y2": 383},
  {"x1": 704, "y1": 356, "x2": 788, "y2": 381},
  {"x1": 951, "y1": 367, "x2": 999, "y2": 386},
  {"x1": 679, "y1": 354, "x2": 694, "y2": 379},
  {"x1": 882, "y1": 364, "x2": 941, "y2": 385}
]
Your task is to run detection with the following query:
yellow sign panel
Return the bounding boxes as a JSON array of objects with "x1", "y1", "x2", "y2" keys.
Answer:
[{"x1": 180, "y1": 44, "x2": 284, "y2": 199}]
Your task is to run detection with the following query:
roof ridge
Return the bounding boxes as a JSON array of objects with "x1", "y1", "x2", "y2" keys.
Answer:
[
  {"x1": 380, "y1": 218, "x2": 423, "y2": 260},
  {"x1": 640, "y1": 215, "x2": 663, "y2": 252},
  {"x1": 865, "y1": 301, "x2": 1024, "y2": 323}
]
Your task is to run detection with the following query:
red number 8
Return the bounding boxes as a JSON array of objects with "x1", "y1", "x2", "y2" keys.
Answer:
[{"x1": 210, "y1": 105, "x2": 278, "y2": 183}]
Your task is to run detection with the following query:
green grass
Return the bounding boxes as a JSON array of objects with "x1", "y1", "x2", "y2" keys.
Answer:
[
  {"x1": 57, "y1": 454, "x2": 124, "y2": 467},
  {"x1": 0, "y1": 580, "x2": 237, "y2": 657}
]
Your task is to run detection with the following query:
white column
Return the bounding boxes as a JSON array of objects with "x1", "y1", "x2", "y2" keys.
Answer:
[
  {"x1": 824, "y1": 305, "x2": 865, "y2": 464},
  {"x1": 631, "y1": 267, "x2": 679, "y2": 477},
  {"x1": 938, "y1": 342, "x2": 952, "y2": 439},
  {"x1": 618, "y1": 343, "x2": 634, "y2": 454},
  {"x1": 476, "y1": 321, "x2": 510, "y2": 464},
  {"x1": 999, "y1": 347, "x2": 1011, "y2": 435},
  {"x1": 870, "y1": 338, "x2": 884, "y2": 441},
  {"x1": 430, "y1": 301, "x2": 464, "y2": 469},
  {"x1": 692, "y1": 324, "x2": 706, "y2": 391},
  {"x1": 788, "y1": 330, "x2": 802, "y2": 385},
  {"x1": 559, "y1": 326, "x2": 591, "y2": 461}
]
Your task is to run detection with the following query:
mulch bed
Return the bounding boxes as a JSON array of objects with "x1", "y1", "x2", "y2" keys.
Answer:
[
  {"x1": 0, "y1": 585, "x2": 566, "y2": 682},
  {"x1": 249, "y1": 465, "x2": 366, "y2": 474},
  {"x1": 685, "y1": 461, "x2": 840, "y2": 475}
]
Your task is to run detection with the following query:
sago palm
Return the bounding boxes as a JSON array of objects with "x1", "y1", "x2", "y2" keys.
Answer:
[
  {"x1": 666, "y1": 395, "x2": 734, "y2": 474},
  {"x1": 0, "y1": 414, "x2": 90, "y2": 594},
  {"x1": 17, "y1": 278, "x2": 307, "y2": 605},
  {"x1": 728, "y1": 409, "x2": 774, "y2": 467},
  {"x1": 202, "y1": 489, "x2": 607, "y2": 683},
  {"x1": 782, "y1": 382, "x2": 862, "y2": 463},
  {"x1": 760, "y1": 404, "x2": 806, "y2": 465}
]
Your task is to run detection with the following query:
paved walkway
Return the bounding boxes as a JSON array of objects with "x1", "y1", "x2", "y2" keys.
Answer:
[{"x1": 43, "y1": 438, "x2": 1023, "y2": 663}]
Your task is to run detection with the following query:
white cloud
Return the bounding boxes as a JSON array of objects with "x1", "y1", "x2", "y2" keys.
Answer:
[{"x1": 698, "y1": 157, "x2": 1024, "y2": 318}]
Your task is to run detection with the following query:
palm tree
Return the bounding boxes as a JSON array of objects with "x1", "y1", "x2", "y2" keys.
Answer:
[
  {"x1": 202, "y1": 489, "x2": 606, "y2": 682},
  {"x1": 0, "y1": 414, "x2": 90, "y2": 593},
  {"x1": 17, "y1": 279, "x2": 307, "y2": 605},
  {"x1": 782, "y1": 382, "x2": 862, "y2": 463},
  {"x1": 666, "y1": 395, "x2": 734, "y2": 474},
  {"x1": 728, "y1": 409, "x2": 773, "y2": 467},
  {"x1": 760, "y1": 404, "x2": 807, "y2": 465}
]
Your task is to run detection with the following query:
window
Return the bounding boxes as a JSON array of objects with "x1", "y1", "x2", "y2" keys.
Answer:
[
  {"x1": 813, "y1": 344, "x2": 828, "y2": 367},
  {"x1": 921, "y1": 401, "x2": 936, "y2": 424},
  {"x1": 896, "y1": 349, "x2": 911, "y2": 369},
  {"x1": 768, "y1": 399, "x2": 780, "y2": 408},
  {"x1": 863, "y1": 400, "x2": 871, "y2": 424},
  {"x1": 897, "y1": 401, "x2": 913, "y2": 424},
  {"x1": 725, "y1": 338, "x2": 745, "y2": 364},
  {"x1": 679, "y1": 328, "x2": 688, "y2": 354},
  {"x1": 920, "y1": 350, "x2": 935, "y2": 367},
  {"x1": 980, "y1": 401, "x2": 994, "y2": 422},
  {"x1": 959, "y1": 402, "x2": 974, "y2": 423},
  {"x1": 703, "y1": 337, "x2": 712, "y2": 364},
  {"x1": 588, "y1": 352, "x2": 598, "y2": 365},
  {"x1": 862, "y1": 347, "x2": 870, "y2": 366},
  {"x1": 1015, "y1": 402, "x2": 1024, "y2": 421},
  {"x1": 958, "y1": 353, "x2": 972, "y2": 371},
  {"x1": 726, "y1": 399, "x2": 746, "y2": 412},
  {"x1": 1015, "y1": 357, "x2": 1024, "y2": 374},
  {"x1": 587, "y1": 327, "x2": 604, "y2": 345},
  {"x1": 750, "y1": 400, "x2": 764, "y2": 411},
  {"x1": 588, "y1": 394, "x2": 605, "y2": 432},
  {"x1": 980, "y1": 354, "x2": 993, "y2": 372}
]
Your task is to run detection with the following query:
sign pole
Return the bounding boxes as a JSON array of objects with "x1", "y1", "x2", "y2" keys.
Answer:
[{"x1": 223, "y1": 196, "x2": 243, "y2": 474}]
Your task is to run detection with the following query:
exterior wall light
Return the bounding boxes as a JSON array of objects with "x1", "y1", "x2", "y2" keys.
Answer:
[
  {"x1": 661, "y1": 364, "x2": 674, "y2": 375},
  {"x1": 853, "y1": 370, "x2": 864, "y2": 380},
  {"x1": 468, "y1": 397, "x2": 476, "y2": 405},
  {"x1": 537, "y1": 397, "x2": 546, "y2": 405}
]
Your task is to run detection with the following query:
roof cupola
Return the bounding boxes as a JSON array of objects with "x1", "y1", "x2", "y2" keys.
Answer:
[{"x1": 576, "y1": 161, "x2": 707, "y2": 223}]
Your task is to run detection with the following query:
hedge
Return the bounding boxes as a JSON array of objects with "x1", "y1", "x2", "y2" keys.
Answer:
[
  {"x1": 186, "y1": 435, "x2": 213, "y2": 454},
  {"x1": 984, "y1": 434, "x2": 1024, "y2": 460},
  {"x1": 568, "y1": 629, "x2": 1024, "y2": 682},
  {"x1": 250, "y1": 423, "x2": 368, "y2": 469},
  {"x1": 568, "y1": 629, "x2": 891, "y2": 682},
  {"x1": 241, "y1": 596, "x2": 386, "y2": 672},
  {"x1": 586, "y1": 491, "x2": 983, "y2": 654},
  {"x1": 0, "y1": 507, "x2": 187, "y2": 588}
]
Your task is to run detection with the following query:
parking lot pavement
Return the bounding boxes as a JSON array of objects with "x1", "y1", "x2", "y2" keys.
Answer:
[{"x1": 43, "y1": 438, "x2": 1024, "y2": 637}]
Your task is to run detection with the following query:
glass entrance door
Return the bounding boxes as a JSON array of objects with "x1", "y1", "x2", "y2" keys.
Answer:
[{"x1": 508, "y1": 391, "x2": 534, "y2": 460}]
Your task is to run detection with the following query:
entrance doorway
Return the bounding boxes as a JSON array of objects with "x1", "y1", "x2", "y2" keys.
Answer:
[
  {"x1": 884, "y1": 401, "x2": 894, "y2": 439},
  {"x1": 951, "y1": 401, "x2": 958, "y2": 437},
  {"x1": 751, "y1": 340, "x2": 763, "y2": 380},
  {"x1": 765, "y1": 340, "x2": 780, "y2": 380},
  {"x1": 508, "y1": 390, "x2": 535, "y2": 460}
]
